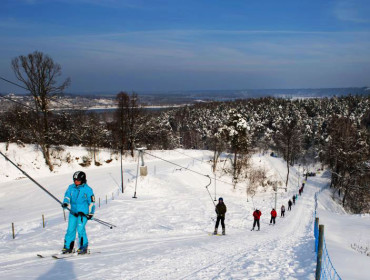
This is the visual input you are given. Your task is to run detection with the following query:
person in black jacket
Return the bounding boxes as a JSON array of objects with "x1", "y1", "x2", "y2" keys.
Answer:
[
  {"x1": 288, "y1": 199, "x2": 293, "y2": 211},
  {"x1": 214, "y1": 197, "x2": 227, "y2": 235},
  {"x1": 281, "y1": 205, "x2": 285, "y2": 217}
]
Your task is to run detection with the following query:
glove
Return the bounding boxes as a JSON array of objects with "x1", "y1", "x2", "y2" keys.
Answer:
[
  {"x1": 87, "y1": 214, "x2": 94, "y2": 220},
  {"x1": 61, "y1": 203, "x2": 68, "y2": 208}
]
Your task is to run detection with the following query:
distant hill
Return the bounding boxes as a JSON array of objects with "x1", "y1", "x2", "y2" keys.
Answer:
[
  {"x1": 131, "y1": 87, "x2": 370, "y2": 105},
  {"x1": 2, "y1": 87, "x2": 369, "y2": 108}
]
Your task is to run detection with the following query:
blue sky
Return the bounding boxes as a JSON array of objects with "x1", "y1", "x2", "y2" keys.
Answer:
[{"x1": 1, "y1": 0, "x2": 370, "y2": 93}]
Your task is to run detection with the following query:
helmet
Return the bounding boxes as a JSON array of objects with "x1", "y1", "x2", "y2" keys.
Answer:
[
  {"x1": 218, "y1": 197, "x2": 223, "y2": 201},
  {"x1": 73, "y1": 171, "x2": 86, "y2": 184}
]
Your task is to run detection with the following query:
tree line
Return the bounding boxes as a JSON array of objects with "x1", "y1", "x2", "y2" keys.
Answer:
[{"x1": 0, "y1": 51, "x2": 369, "y2": 213}]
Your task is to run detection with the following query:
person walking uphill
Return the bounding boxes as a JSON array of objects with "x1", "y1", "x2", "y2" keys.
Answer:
[
  {"x1": 214, "y1": 197, "x2": 227, "y2": 235},
  {"x1": 281, "y1": 205, "x2": 285, "y2": 217},
  {"x1": 270, "y1": 208, "x2": 277, "y2": 225},
  {"x1": 288, "y1": 199, "x2": 293, "y2": 211},
  {"x1": 251, "y1": 209, "x2": 262, "y2": 231},
  {"x1": 61, "y1": 171, "x2": 95, "y2": 254}
]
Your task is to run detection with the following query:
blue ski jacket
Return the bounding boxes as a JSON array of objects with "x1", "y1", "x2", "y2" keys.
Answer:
[{"x1": 63, "y1": 183, "x2": 95, "y2": 215}]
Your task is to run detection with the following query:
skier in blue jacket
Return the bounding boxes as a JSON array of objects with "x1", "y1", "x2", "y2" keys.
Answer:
[{"x1": 61, "y1": 171, "x2": 95, "y2": 254}]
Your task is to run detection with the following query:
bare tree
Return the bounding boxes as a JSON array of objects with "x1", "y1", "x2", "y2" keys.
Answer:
[
  {"x1": 114, "y1": 91, "x2": 142, "y2": 157},
  {"x1": 11, "y1": 51, "x2": 70, "y2": 170}
]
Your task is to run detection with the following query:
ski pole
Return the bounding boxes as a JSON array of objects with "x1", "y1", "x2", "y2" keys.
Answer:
[{"x1": 0, "y1": 150, "x2": 115, "y2": 229}]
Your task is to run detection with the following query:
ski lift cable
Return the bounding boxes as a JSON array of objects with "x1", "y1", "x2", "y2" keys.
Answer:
[
  {"x1": 0, "y1": 92, "x2": 84, "y2": 142},
  {"x1": 0, "y1": 75, "x2": 79, "y2": 111},
  {"x1": 0, "y1": 92, "x2": 36, "y2": 111},
  {"x1": 0, "y1": 76, "x2": 28, "y2": 90},
  {"x1": 203, "y1": 175, "x2": 218, "y2": 208},
  {"x1": 142, "y1": 150, "x2": 235, "y2": 187},
  {"x1": 0, "y1": 90, "x2": 74, "y2": 115},
  {"x1": 174, "y1": 149, "x2": 211, "y2": 165},
  {"x1": 0, "y1": 150, "x2": 116, "y2": 228}
]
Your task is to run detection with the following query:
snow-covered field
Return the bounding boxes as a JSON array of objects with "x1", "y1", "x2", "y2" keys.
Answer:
[{"x1": 0, "y1": 143, "x2": 368, "y2": 279}]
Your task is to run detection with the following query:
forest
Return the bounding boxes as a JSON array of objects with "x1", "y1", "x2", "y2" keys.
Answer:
[{"x1": 1, "y1": 92, "x2": 369, "y2": 214}]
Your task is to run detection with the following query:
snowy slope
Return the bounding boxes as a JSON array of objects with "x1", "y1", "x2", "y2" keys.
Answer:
[
  {"x1": 314, "y1": 175, "x2": 370, "y2": 280},
  {"x1": 0, "y1": 144, "x2": 368, "y2": 279}
]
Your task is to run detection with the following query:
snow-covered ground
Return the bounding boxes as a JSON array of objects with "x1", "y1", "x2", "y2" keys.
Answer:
[
  {"x1": 315, "y1": 177, "x2": 370, "y2": 280},
  {"x1": 0, "y1": 143, "x2": 368, "y2": 279}
]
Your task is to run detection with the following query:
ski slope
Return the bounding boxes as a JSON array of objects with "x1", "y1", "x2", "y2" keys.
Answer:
[{"x1": 0, "y1": 145, "x2": 368, "y2": 279}]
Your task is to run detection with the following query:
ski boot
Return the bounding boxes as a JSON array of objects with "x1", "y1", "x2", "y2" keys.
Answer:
[
  {"x1": 61, "y1": 247, "x2": 73, "y2": 254},
  {"x1": 213, "y1": 228, "x2": 218, "y2": 235},
  {"x1": 77, "y1": 246, "x2": 89, "y2": 255},
  {"x1": 222, "y1": 228, "x2": 225, "y2": 235}
]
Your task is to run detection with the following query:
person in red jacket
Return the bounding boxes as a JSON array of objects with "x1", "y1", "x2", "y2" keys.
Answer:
[
  {"x1": 270, "y1": 208, "x2": 277, "y2": 225},
  {"x1": 251, "y1": 209, "x2": 262, "y2": 231}
]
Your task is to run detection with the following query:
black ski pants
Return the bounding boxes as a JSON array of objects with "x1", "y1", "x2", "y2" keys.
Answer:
[
  {"x1": 281, "y1": 211, "x2": 285, "y2": 217},
  {"x1": 270, "y1": 216, "x2": 276, "y2": 224},
  {"x1": 215, "y1": 216, "x2": 225, "y2": 229},
  {"x1": 253, "y1": 219, "x2": 260, "y2": 230},
  {"x1": 288, "y1": 205, "x2": 292, "y2": 211}
]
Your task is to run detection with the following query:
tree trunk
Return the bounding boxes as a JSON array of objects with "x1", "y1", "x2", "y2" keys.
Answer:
[
  {"x1": 233, "y1": 150, "x2": 238, "y2": 182},
  {"x1": 330, "y1": 172, "x2": 335, "y2": 188},
  {"x1": 212, "y1": 150, "x2": 217, "y2": 173},
  {"x1": 40, "y1": 144, "x2": 53, "y2": 171},
  {"x1": 93, "y1": 146, "x2": 97, "y2": 165},
  {"x1": 342, "y1": 189, "x2": 347, "y2": 207},
  {"x1": 286, "y1": 160, "x2": 290, "y2": 187}
]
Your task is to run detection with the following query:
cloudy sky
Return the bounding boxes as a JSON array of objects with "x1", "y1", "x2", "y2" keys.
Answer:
[{"x1": 1, "y1": 0, "x2": 370, "y2": 94}]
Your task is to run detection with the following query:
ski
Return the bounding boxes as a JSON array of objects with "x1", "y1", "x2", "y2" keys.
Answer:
[
  {"x1": 53, "y1": 250, "x2": 101, "y2": 259},
  {"x1": 52, "y1": 253, "x2": 77, "y2": 259},
  {"x1": 37, "y1": 250, "x2": 99, "y2": 259},
  {"x1": 37, "y1": 252, "x2": 75, "y2": 258}
]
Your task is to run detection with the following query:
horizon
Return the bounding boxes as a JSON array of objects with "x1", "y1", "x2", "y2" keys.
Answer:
[
  {"x1": 4, "y1": 86, "x2": 369, "y2": 97},
  {"x1": 1, "y1": 1, "x2": 370, "y2": 93}
]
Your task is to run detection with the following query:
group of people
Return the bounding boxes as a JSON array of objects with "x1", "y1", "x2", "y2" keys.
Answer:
[
  {"x1": 61, "y1": 170, "x2": 306, "y2": 253},
  {"x1": 214, "y1": 181, "x2": 306, "y2": 233}
]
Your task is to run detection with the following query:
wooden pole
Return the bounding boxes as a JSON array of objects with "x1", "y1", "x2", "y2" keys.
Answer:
[
  {"x1": 133, "y1": 150, "x2": 140, "y2": 198},
  {"x1": 42, "y1": 214, "x2": 45, "y2": 228},
  {"x1": 12, "y1": 223, "x2": 15, "y2": 239},
  {"x1": 315, "y1": 224, "x2": 324, "y2": 280},
  {"x1": 121, "y1": 147, "x2": 124, "y2": 193},
  {"x1": 315, "y1": 217, "x2": 319, "y2": 251}
]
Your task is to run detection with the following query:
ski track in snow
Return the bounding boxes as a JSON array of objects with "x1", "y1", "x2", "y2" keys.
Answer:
[{"x1": 0, "y1": 150, "x2": 318, "y2": 279}]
